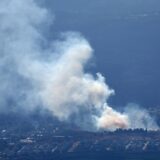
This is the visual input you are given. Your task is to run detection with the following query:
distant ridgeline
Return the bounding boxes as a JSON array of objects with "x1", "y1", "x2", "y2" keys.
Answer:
[{"x1": 0, "y1": 113, "x2": 160, "y2": 160}]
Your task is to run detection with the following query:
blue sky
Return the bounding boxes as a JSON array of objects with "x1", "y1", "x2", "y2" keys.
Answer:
[
  {"x1": 45, "y1": 0, "x2": 160, "y2": 108},
  {"x1": 0, "y1": 0, "x2": 159, "y2": 130}
]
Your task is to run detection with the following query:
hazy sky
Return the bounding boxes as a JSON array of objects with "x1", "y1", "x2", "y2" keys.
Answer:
[
  {"x1": 0, "y1": 0, "x2": 159, "y2": 130},
  {"x1": 44, "y1": 0, "x2": 160, "y2": 108}
]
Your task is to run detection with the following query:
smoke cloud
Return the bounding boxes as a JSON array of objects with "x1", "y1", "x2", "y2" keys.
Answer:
[{"x1": 0, "y1": 0, "x2": 158, "y2": 131}]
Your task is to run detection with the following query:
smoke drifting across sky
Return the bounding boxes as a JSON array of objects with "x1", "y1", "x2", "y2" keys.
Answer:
[{"x1": 0, "y1": 0, "x2": 158, "y2": 131}]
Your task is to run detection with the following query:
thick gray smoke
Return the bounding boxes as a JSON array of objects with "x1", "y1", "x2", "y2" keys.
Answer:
[{"x1": 0, "y1": 0, "x2": 158, "y2": 131}]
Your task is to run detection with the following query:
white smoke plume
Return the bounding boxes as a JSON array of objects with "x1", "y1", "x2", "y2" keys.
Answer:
[{"x1": 0, "y1": 0, "x2": 158, "y2": 131}]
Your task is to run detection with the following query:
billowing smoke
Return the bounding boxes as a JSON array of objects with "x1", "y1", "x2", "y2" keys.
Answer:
[{"x1": 0, "y1": 0, "x2": 158, "y2": 131}]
